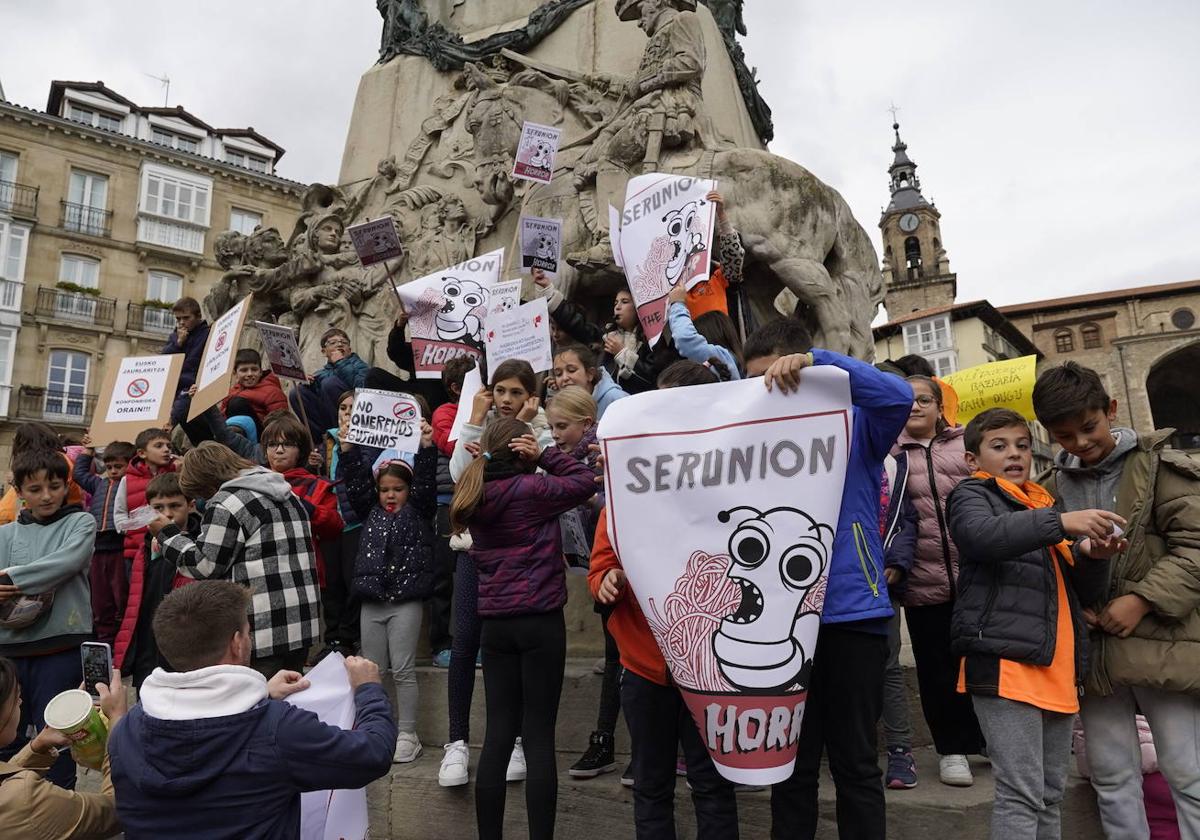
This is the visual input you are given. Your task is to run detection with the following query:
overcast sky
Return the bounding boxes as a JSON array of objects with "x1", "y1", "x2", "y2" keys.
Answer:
[{"x1": 3, "y1": 1, "x2": 1198, "y2": 311}]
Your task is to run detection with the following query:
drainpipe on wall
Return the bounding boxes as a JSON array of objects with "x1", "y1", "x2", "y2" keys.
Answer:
[{"x1": 1115, "y1": 341, "x2": 1136, "y2": 428}]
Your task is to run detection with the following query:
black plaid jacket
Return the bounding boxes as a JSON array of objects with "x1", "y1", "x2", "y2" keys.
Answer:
[{"x1": 160, "y1": 468, "x2": 320, "y2": 658}]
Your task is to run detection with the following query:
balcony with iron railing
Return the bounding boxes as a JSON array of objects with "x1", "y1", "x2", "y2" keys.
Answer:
[
  {"x1": 34, "y1": 285, "x2": 116, "y2": 327},
  {"x1": 127, "y1": 301, "x2": 176, "y2": 335},
  {"x1": 0, "y1": 180, "x2": 39, "y2": 220},
  {"x1": 60, "y1": 200, "x2": 112, "y2": 238},
  {"x1": 15, "y1": 385, "x2": 97, "y2": 426}
]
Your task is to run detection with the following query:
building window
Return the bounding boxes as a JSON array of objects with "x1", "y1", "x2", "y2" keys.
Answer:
[
  {"x1": 151, "y1": 128, "x2": 200, "y2": 154},
  {"x1": 46, "y1": 350, "x2": 89, "y2": 419},
  {"x1": 0, "y1": 326, "x2": 14, "y2": 417},
  {"x1": 903, "y1": 315, "x2": 951, "y2": 354},
  {"x1": 67, "y1": 105, "x2": 122, "y2": 132},
  {"x1": 229, "y1": 208, "x2": 262, "y2": 236},
  {"x1": 904, "y1": 236, "x2": 922, "y2": 271},
  {"x1": 140, "y1": 165, "x2": 211, "y2": 227},
  {"x1": 1080, "y1": 323, "x2": 1102, "y2": 349},
  {"x1": 0, "y1": 220, "x2": 28, "y2": 311},
  {"x1": 59, "y1": 254, "x2": 100, "y2": 290},
  {"x1": 0, "y1": 151, "x2": 16, "y2": 212},
  {"x1": 925, "y1": 351, "x2": 958, "y2": 377},
  {"x1": 64, "y1": 169, "x2": 109, "y2": 235},
  {"x1": 224, "y1": 149, "x2": 270, "y2": 173},
  {"x1": 1054, "y1": 328, "x2": 1074, "y2": 353},
  {"x1": 146, "y1": 270, "x2": 183, "y2": 304},
  {"x1": 1172, "y1": 308, "x2": 1196, "y2": 330}
]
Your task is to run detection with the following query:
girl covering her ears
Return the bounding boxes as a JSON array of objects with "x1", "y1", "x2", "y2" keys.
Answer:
[
  {"x1": 449, "y1": 417, "x2": 597, "y2": 840},
  {"x1": 448, "y1": 359, "x2": 554, "y2": 483},
  {"x1": 551, "y1": 343, "x2": 628, "y2": 420},
  {"x1": 337, "y1": 421, "x2": 438, "y2": 765}
]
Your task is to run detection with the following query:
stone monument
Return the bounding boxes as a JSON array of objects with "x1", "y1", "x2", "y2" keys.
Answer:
[{"x1": 203, "y1": 0, "x2": 883, "y2": 361}]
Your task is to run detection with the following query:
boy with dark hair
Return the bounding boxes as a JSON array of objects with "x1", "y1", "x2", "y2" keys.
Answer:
[
  {"x1": 114, "y1": 428, "x2": 176, "y2": 598},
  {"x1": 289, "y1": 328, "x2": 370, "y2": 444},
  {"x1": 746, "y1": 320, "x2": 912, "y2": 840},
  {"x1": 220, "y1": 348, "x2": 288, "y2": 431},
  {"x1": 109, "y1": 580, "x2": 397, "y2": 838},
  {"x1": 1033, "y1": 361, "x2": 1200, "y2": 837},
  {"x1": 947, "y1": 407, "x2": 1124, "y2": 838},
  {"x1": 117, "y1": 472, "x2": 199, "y2": 688},
  {"x1": 162, "y1": 296, "x2": 210, "y2": 427},
  {"x1": 0, "y1": 449, "x2": 96, "y2": 788},
  {"x1": 73, "y1": 435, "x2": 135, "y2": 646}
]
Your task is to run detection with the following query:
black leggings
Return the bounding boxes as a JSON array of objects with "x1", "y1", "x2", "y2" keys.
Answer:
[
  {"x1": 447, "y1": 551, "x2": 481, "y2": 743},
  {"x1": 596, "y1": 608, "x2": 622, "y2": 734},
  {"x1": 476, "y1": 610, "x2": 566, "y2": 840}
]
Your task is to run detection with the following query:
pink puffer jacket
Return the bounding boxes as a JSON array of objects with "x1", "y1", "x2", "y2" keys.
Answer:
[{"x1": 894, "y1": 425, "x2": 971, "y2": 607}]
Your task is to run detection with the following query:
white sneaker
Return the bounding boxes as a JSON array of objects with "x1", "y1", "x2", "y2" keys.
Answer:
[
  {"x1": 506, "y1": 737, "x2": 527, "y2": 782},
  {"x1": 939, "y1": 754, "x2": 973, "y2": 787},
  {"x1": 439, "y1": 740, "x2": 470, "y2": 786},
  {"x1": 393, "y1": 732, "x2": 423, "y2": 764}
]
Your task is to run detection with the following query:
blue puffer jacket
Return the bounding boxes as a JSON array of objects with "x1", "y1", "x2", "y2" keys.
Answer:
[
  {"x1": 811, "y1": 349, "x2": 913, "y2": 624},
  {"x1": 338, "y1": 444, "x2": 437, "y2": 603}
]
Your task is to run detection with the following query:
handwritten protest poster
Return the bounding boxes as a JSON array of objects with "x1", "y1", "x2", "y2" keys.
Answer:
[
  {"x1": 395, "y1": 248, "x2": 503, "y2": 379},
  {"x1": 189, "y1": 296, "x2": 252, "y2": 420},
  {"x1": 519, "y1": 216, "x2": 562, "y2": 277},
  {"x1": 255, "y1": 321, "x2": 308, "y2": 381},
  {"x1": 345, "y1": 388, "x2": 421, "y2": 453},
  {"x1": 511, "y1": 122, "x2": 560, "y2": 184},
  {"x1": 484, "y1": 297, "x2": 552, "y2": 379},
  {"x1": 488, "y1": 279, "x2": 522, "y2": 318},
  {"x1": 613, "y1": 173, "x2": 717, "y2": 346},
  {"x1": 347, "y1": 217, "x2": 403, "y2": 266},
  {"x1": 89, "y1": 355, "x2": 183, "y2": 446},
  {"x1": 941, "y1": 354, "x2": 1038, "y2": 423},
  {"x1": 599, "y1": 371, "x2": 852, "y2": 785},
  {"x1": 285, "y1": 652, "x2": 369, "y2": 840}
]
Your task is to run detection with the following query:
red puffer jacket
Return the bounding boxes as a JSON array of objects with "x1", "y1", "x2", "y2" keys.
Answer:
[
  {"x1": 121, "y1": 458, "x2": 176, "y2": 567},
  {"x1": 220, "y1": 372, "x2": 288, "y2": 424},
  {"x1": 280, "y1": 468, "x2": 343, "y2": 588},
  {"x1": 894, "y1": 425, "x2": 971, "y2": 607}
]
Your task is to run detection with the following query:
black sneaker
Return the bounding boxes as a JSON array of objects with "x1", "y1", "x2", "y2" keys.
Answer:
[
  {"x1": 309, "y1": 643, "x2": 343, "y2": 666},
  {"x1": 568, "y1": 730, "x2": 616, "y2": 778},
  {"x1": 620, "y1": 762, "x2": 634, "y2": 787}
]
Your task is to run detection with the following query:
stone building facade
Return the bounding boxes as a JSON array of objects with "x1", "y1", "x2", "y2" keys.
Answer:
[{"x1": 0, "y1": 81, "x2": 303, "y2": 464}]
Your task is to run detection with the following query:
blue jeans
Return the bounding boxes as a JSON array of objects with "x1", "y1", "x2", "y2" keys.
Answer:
[{"x1": 0, "y1": 646, "x2": 84, "y2": 788}]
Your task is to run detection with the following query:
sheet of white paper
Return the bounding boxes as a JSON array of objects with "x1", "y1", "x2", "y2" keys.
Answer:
[
  {"x1": 449, "y1": 364, "x2": 484, "y2": 445},
  {"x1": 284, "y1": 652, "x2": 369, "y2": 840}
]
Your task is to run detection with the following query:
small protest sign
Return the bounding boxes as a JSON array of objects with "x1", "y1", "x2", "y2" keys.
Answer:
[
  {"x1": 449, "y1": 363, "x2": 484, "y2": 445},
  {"x1": 484, "y1": 297, "x2": 552, "y2": 378},
  {"x1": 190, "y1": 296, "x2": 252, "y2": 420},
  {"x1": 255, "y1": 321, "x2": 308, "y2": 381},
  {"x1": 345, "y1": 388, "x2": 422, "y2": 453},
  {"x1": 519, "y1": 216, "x2": 562, "y2": 277},
  {"x1": 511, "y1": 122, "x2": 560, "y2": 184},
  {"x1": 487, "y1": 279, "x2": 522, "y2": 318},
  {"x1": 613, "y1": 173, "x2": 717, "y2": 346},
  {"x1": 89, "y1": 354, "x2": 183, "y2": 446},
  {"x1": 347, "y1": 217, "x2": 404, "y2": 266},
  {"x1": 941, "y1": 355, "x2": 1038, "y2": 423},
  {"x1": 395, "y1": 248, "x2": 503, "y2": 379},
  {"x1": 599, "y1": 370, "x2": 852, "y2": 785}
]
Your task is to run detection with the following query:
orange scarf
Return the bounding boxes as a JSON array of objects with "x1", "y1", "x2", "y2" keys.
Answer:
[{"x1": 974, "y1": 470, "x2": 1073, "y2": 566}]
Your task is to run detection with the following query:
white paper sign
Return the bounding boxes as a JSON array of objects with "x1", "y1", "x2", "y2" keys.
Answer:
[
  {"x1": 395, "y1": 248, "x2": 503, "y2": 379},
  {"x1": 484, "y1": 297, "x2": 552, "y2": 379},
  {"x1": 347, "y1": 217, "x2": 403, "y2": 266},
  {"x1": 196, "y1": 297, "x2": 249, "y2": 392},
  {"x1": 487, "y1": 279, "x2": 523, "y2": 318},
  {"x1": 511, "y1": 122, "x2": 561, "y2": 184},
  {"x1": 519, "y1": 216, "x2": 562, "y2": 277},
  {"x1": 345, "y1": 388, "x2": 421, "y2": 453},
  {"x1": 449, "y1": 363, "x2": 484, "y2": 445},
  {"x1": 255, "y1": 321, "x2": 308, "y2": 381},
  {"x1": 613, "y1": 173, "x2": 717, "y2": 346},
  {"x1": 285, "y1": 652, "x2": 369, "y2": 840},
  {"x1": 608, "y1": 204, "x2": 624, "y2": 269},
  {"x1": 599, "y1": 370, "x2": 852, "y2": 786},
  {"x1": 105, "y1": 355, "x2": 176, "y2": 423}
]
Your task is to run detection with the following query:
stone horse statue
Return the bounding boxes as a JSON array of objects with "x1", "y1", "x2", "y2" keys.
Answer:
[{"x1": 463, "y1": 62, "x2": 883, "y2": 359}]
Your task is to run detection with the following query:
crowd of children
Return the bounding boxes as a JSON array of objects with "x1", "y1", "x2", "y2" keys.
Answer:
[{"x1": 0, "y1": 213, "x2": 1197, "y2": 840}]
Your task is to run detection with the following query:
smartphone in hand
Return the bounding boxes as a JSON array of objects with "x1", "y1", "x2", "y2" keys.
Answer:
[{"x1": 81, "y1": 641, "x2": 112, "y2": 701}]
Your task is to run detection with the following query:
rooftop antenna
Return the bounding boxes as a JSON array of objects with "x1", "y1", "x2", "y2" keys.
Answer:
[{"x1": 143, "y1": 72, "x2": 170, "y2": 107}]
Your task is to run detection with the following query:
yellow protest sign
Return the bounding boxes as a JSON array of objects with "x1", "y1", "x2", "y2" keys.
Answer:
[{"x1": 941, "y1": 355, "x2": 1038, "y2": 424}]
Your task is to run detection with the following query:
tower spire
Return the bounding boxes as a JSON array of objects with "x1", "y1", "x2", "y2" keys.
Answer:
[{"x1": 884, "y1": 118, "x2": 929, "y2": 214}]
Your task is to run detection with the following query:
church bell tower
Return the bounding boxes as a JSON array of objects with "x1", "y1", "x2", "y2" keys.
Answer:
[{"x1": 879, "y1": 120, "x2": 956, "y2": 316}]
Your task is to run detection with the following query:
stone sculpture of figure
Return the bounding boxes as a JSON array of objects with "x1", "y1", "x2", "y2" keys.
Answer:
[
  {"x1": 290, "y1": 214, "x2": 368, "y2": 369},
  {"x1": 569, "y1": 0, "x2": 707, "y2": 268},
  {"x1": 408, "y1": 194, "x2": 484, "y2": 277}
]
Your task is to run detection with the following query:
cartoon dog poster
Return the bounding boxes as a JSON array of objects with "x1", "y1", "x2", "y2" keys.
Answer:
[
  {"x1": 519, "y1": 216, "x2": 563, "y2": 278},
  {"x1": 613, "y1": 173, "x2": 717, "y2": 347},
  {"x1": 599, "y1": 371, "x2": 852, "y2": 785},
  {"x1": 395, "y1": 248, "x2": 503, "y2": 379},
  {"x1": 512, "y1": 122, "x2": 561, "y2": 185}
]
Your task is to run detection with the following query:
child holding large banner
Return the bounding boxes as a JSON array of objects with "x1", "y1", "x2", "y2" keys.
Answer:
[{"x1": 448, "y1": 418, "x2": 596, "y2": 840}]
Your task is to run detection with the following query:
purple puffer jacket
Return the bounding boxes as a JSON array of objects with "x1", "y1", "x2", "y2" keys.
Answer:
[
  {"x1": 894, "y1": 425, "x2": 971, "y2": 607},
  {"x1": 469, "y1": 447, "x2": 597, "y2": 617}
]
